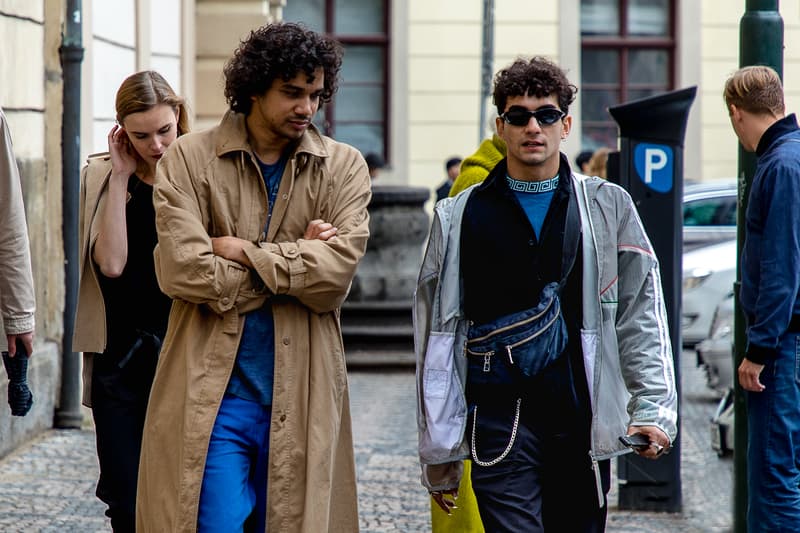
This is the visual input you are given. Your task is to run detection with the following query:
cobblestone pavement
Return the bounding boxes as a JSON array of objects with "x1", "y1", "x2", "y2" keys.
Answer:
[{"x1": 0, "y1": 350, "x2": 732, "y2": 532}]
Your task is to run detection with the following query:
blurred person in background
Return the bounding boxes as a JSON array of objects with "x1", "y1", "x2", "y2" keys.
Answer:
[
  {"x1": 364, "y1": 152, "x2": 385, "y2": 180},
  {"x1": 435, "y1": 156, "x2": 462, "y2": 202},
  {"x1": 585, "y1": 147, "x2": 610, "y2": 179},
  {"x1": 574, "y1": 149, "x2": 593, "y2": 174},
  {"x1": 448, "y1": 114, "x2": 507, "y2": 198}
]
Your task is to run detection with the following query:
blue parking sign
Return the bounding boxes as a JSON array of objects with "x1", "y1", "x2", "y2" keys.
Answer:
[{"x1": 634, "y1": 142, "x2": 673, "y2": 193}]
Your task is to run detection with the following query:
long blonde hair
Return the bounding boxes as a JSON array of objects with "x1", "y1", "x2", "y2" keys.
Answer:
[{"x1": 115, "y1": 71, "x2": 189, "y2": 136}]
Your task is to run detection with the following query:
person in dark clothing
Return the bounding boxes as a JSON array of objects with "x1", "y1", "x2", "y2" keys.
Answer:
[
  {"x1": 575, "y1": 149, "x2": 593, "y2": 173},
  {"x1": 73, "y1": 71, "x2": 188, "y2": 532},
  {"x1": 725, "y1": 65, "x2": 800, "y2": 532},
  {"x1": 435, "y1": 156, "x2": 462, "y2": 202},
  {"x1": 364, "y1": 152, "x2": 385, "y2": 179}
]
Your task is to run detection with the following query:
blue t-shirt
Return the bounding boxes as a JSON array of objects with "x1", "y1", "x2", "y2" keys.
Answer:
[
  {"x1": 507, "y1": 175, "x2": 559, "y2": 239},
  {"x1": 226, "y1": 154, "x2": 287, "y2": 405}
]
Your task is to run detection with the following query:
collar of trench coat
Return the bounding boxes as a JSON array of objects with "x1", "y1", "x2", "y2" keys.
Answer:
[{"x1": 214, "y1": 110, "x2": 330, "y2": 164}]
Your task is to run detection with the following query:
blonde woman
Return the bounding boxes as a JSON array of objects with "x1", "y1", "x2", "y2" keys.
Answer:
[{"x1": 73, "y1": 71, "x2": 188, "y2": 532}]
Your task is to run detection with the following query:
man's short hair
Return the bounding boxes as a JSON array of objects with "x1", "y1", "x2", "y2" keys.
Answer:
[
  {"x1": 723, "y1": 65, "x2": 785, "y2": 116},
  {"x1": 445, "y1": 157, "x2": 462, "y2": 171},
  {"x1": 223, "y1": 22, "x2": 343, "y2": 115},
  {"x1": 575, "y1": 150, "x2": 593, "y2": 169},
  {"x1": 364, "y1": 152, "x2": 384, "y2": 170},
  {"x1": 493, "y1": 56, "x2": 578, "y2": 116}
]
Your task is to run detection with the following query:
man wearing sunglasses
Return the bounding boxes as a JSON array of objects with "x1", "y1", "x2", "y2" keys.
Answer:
[{"x1": 415, "y1": 56, "x2": 677, "y2": 531}]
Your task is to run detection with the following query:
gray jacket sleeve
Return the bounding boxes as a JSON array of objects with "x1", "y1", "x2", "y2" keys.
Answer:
[{"x1": 614, "y1": 189, "x2": 678, "y2": 441}]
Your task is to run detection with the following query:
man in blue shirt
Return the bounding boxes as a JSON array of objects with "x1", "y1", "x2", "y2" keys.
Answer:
[{"x1": 725, "y1": 65, "x2": 800, "y2": 532}]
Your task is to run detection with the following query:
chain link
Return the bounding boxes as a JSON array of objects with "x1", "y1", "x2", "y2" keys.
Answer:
[{"x1": 470, "y1": 398, "x2": 522, "y2": 467}]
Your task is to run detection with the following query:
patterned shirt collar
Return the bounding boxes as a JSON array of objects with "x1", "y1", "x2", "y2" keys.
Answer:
[{"x1": 505, "y1": 174, "x2": 559, "y2": 193}]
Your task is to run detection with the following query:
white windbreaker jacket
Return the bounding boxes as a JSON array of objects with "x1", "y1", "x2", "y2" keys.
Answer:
[{"x1": 414, "y1": 172, "x2": 678, "y2": 500}]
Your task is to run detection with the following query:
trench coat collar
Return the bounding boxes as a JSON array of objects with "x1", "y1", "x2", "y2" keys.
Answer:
[{"x1": 214, "y1": 110, "x2": 330, "y2": 160}]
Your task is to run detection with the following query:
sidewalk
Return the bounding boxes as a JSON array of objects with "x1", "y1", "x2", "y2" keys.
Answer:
[{"x1": 0, "y1": 350, "x2": 733, "y2": 532}]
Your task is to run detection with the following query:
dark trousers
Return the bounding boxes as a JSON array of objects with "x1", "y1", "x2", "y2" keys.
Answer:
[
  {"x1": 467, "y1": 354, "x2": 609, "y2": 532},
  {"x1": 91, "y1": 344, "x2": 158, "y2": 533}
]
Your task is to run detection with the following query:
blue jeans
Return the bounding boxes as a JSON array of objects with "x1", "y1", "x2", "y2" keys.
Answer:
[
  {"x1": 198, "y1": 394, "x2": 271, "y2": 533},
  {"x1": 747, "y1": 332, "x2": 800, "y2": 532}
]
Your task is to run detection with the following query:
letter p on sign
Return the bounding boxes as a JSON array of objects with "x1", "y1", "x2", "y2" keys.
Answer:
[{"x1": 634, "y1": 142, "x2": 673, "y2": 193}]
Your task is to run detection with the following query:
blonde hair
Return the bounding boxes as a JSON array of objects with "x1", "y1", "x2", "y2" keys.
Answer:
[
  {"x1": 723, "y1": 65, "x2": 785, "y2": 116},
  {"x1": 586, "y1": 147, "x2": 610, "y2": 179},
  {"x1": 115, "y1": 71, "x2": 189, "y2": 136}
]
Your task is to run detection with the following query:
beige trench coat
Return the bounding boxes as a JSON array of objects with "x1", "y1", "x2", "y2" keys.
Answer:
[
  {"x1": 72, "y1": 154, "x2": 112, "y2": 406},
  {"x1": 137, "y1": 111, "x2": 370, "y2": 532}
]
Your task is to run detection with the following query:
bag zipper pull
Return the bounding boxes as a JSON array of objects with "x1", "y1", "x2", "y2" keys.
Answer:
[
  {"x1": 505, "y1": 345, "x2": 514, "y2": 365},
  {"x1": 483, "y1": 353, "x2": 491, "y2": 372}
]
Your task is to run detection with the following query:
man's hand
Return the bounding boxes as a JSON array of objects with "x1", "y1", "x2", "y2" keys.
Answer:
[
  {"x1": 738, "y1": 357, "x2": 766, "y2": 392},
  {"x1": 211, "y1": 236, "x2": 253, "y2": 268},
  {"x1": 431, "y1": 488, "x2": 459, "y2": 515},
  {"x1": 212, "y1": 219, "x2": 337, "y2": 269},
  {"x1": 625, "y1": 425, "x2": 670, "y2": 459},
  {"x1": 304, "y1": 219, "x2": 337, "y2": 241},
  {"x1": 6, "y1": 331, "x2": 33, "y2": 358}
]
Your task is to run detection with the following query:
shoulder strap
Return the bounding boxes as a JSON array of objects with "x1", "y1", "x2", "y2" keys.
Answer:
[{"x1": 558, "y1": 184, "x2": 581, "y2": 290}]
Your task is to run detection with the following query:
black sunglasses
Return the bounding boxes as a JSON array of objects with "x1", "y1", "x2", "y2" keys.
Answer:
[{"x1": 501, "y1": 107, "x2": 566, "y2": 127}]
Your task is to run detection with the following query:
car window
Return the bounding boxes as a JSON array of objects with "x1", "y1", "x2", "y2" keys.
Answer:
[{"x1": 684, "y1": 196, "x2": 737, "y2": 227}]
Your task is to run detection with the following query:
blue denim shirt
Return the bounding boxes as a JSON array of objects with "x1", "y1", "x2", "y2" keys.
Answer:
[
  {"x1": 740, "y1": 114, "x2": 800, "y2": 363},
  {"x1": 226, "y1": 155, "x2": 286, "y2": 405}
]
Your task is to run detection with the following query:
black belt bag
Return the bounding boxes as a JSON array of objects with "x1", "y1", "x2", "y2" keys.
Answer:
[
  {"x1": 466, "y1": 187, "x2": 580, "y2": 386},
  {"x1": 466, "y1": 282, "x2": 567, "y2": 384}
]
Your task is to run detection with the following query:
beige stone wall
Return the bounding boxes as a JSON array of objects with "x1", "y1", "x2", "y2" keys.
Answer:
[
  {"x1": 194, "y1": 0, "x2": 280, "y2": 130},
  {"x1": 700, "y1": 0, "x2": 800, "y2": 181}
]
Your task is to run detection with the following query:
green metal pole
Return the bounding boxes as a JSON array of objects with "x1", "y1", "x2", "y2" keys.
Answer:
[{"x1": 734, "y1": 2, "x2": 782, "y2": 532}]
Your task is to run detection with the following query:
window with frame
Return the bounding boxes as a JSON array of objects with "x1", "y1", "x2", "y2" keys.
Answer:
[
  {"x1": 580, "y1": 0, "x2": 675, "y2": 151},
  {"x1": 283, "y1": 0, "x2": 390, "y2": 162}
]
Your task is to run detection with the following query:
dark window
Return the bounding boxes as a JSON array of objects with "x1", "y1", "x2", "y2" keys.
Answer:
[
  {"x1": 283, "y1": 0, "x2": 390, "y2": 162},
  {"x1": 683, "y1": 196, "x2": 737, "y2": 227},
  {"x1": 580, "y1": 0, "x2": 675, "y2": 151}
]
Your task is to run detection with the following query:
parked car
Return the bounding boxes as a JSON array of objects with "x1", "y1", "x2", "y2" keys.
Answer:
[
  {"x1": 682, "y1": 239, "x2": 737, "y2": 347},
  {"x1": 695, "y1": 291, "x2": 736, "y2": 457},
  {"x1": 682, "y1": 180, "x2": 738, "y2": 251},
  {"x1": 711, "y1": 387, "x2": 735, "y2": 457},
  {"x1": 695, "y1": 292, "x2": 735, "y2": 394}
]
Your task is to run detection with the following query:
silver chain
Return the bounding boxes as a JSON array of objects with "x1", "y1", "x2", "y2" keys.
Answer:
[{"x1": 470, "y1": 398, "x2": 522, "y2": 467}]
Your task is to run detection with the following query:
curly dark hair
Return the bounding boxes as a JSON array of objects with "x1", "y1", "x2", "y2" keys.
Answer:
[
  {"x1": 223, "y1": 22, "x2": 343, "y2": 115},
  {"x1": 493, "y1": 56, "x2": 578, "y2": 116}
]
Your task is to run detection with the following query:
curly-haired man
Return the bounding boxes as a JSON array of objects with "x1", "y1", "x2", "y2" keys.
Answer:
[
  {"x1": 415, "y1": 56, "x2": 677, "y2": 531},
  {"x1": 137, "y1": 23, "x2": 371, "y2": 532}
]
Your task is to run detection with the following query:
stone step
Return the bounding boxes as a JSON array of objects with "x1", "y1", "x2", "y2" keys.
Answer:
[
  {"x1": 341, "y1": 299, "x2": 415, "y2": 366},
  {"x1": 341, "y1": 324, "x2": 415, "y2": 337},
  {"x1": 345, "y1": 348, "x2": 415, "y2": 367}
]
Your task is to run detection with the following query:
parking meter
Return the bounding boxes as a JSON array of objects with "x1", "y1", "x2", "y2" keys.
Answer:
[{"x1": 608, "y1": 86, "x2": 697, "y2": 513}]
